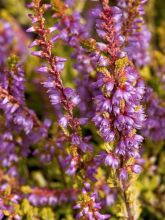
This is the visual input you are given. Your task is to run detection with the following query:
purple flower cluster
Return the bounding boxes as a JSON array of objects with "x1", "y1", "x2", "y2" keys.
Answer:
[
  {"x1": 91, "y1": 1, "x2": 145, "y2": 174},
  {"x1": 93, "y1": 66, "x2": 145, "y2": 158},
  {"x1": 0, "y1": 57, "x2": 49, "y2": 178},
  {"x1": 27, "y1": 3, "x2": 81, "y2": 119},
  {"x1": 142, "y1": 87, "x2": 165, "y2": 141},
  {"x1": 0, "y1": 20, "x2": 27, "y2": 66},
  {"x1": 0, "y1": 84, "x2": 45, "y2": 136},
  {"x1": 74, "y1": 188, "x2": 110, "y2": 220},
  {"x1": 27, "y1": 0, "x2": 97, "y2": 174}
]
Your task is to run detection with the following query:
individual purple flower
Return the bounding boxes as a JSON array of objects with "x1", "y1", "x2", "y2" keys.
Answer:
[
  {"x1": 105, "y1": 154, "x2": 119, "y2": 169},
  {"x1": 132, "y1": 164, "x2": 142, "y2": 174},
  {"x1": 59, "y1": 116, "x2": 68, "y2": 128},
  {"x1": 66, "y1": 157, "x2": 79, "y2": 176},
  {"x1": 119, "y1": 168, "x2": 128, "y2": 180}
]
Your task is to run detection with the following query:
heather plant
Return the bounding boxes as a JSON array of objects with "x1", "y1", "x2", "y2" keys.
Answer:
[{"x1": 0, "y1": 0, "x2": 165, "y2": 219}]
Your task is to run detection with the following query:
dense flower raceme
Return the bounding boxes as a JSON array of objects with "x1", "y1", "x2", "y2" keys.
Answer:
[
  {"x1": 117, "y1": 0, "x2": 151, "y2": 67},
  {"x1": 0, "y1": 30, "x2": 48, "y2": 161},
  {"x1": 84, "y1": 2, "x2": 146, "y2": 217},
  {"x1": 117, "y1": 0, "x2": 165, "y2": 143},
  {"x1": 0, "y1": 63, "x2": 48, "y2": 137},
  {"x1": 0, "y1": 56, "x2": 25, "y2": 104},
  {"x1": 0, "y1": 85, "x2": 49, "y2": 167},
  {"x1": 27, "y1": 0, "x2": 92, "y2": 173},
  {"x1": 0, "y1": 59, "x2": 50, "y2": 179},
  {"x1": 90, "y1": 1, "x2": 145, "y2": 174}
]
